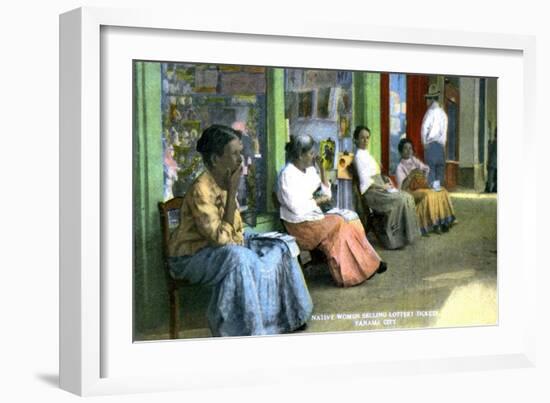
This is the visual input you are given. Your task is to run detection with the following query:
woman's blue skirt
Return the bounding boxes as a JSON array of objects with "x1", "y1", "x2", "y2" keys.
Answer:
[{"x1": 168, "y1": 234, "x2": 313, "y2": 337}]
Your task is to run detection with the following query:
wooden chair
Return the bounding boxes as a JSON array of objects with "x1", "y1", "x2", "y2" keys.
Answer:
[
  {"x1": 158, "y1": 197, "x2": 192, "y2": 339},
  {"x1": 348, "y1": 163, "x2": 378, "y2": 235}
]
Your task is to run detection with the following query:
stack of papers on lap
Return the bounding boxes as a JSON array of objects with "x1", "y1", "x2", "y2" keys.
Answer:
[
  {"x1": 325, "y1": 208, "x2": 359, "y2": 222},
  {"x1": 256, "y1": 232, "x2": 300, "y2": 257}
]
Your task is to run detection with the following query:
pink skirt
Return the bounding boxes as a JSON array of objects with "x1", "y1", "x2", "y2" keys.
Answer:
[{"x1": 284, "y1": 215, "x2": 381, "y2": 287}]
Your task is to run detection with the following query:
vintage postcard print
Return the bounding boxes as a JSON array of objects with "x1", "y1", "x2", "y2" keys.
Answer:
[{"x1": 133, "y1": 61, "x2": 497, "y2": 341}]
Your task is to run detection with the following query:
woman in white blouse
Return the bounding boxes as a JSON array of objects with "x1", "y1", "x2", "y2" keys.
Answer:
[
  {"x1": 277, "y1": 134, "x2": 385, "y2": 287},
  {"x1": 353, "y1": 126, "x2": 420, "y2": 249}
]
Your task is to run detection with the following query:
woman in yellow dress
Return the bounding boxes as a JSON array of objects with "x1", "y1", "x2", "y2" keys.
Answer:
[{"x1": 395, "y1": 138, "x2": 456, "y2": 235}]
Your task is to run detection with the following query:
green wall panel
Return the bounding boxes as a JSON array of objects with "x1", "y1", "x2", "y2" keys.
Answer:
[
  {"x1": 134, "y1": 62, "x2": 165, "y2": 333},
  {"x1": 266, "y1": 68, "x2": 286, "y2": 212},
  {"x1": 353, "y1": 72, "x2": 381, "y2": 163}
]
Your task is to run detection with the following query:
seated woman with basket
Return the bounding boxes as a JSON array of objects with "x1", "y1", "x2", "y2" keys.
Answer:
[
  {"x1": 395, "y1": 138, "x2": 456, "y2": 235},
  {"x1": 168, "y1": 125, "x2": 313, "y2": 337},
  {"x1": 277, "y1": 134, "x2": 386, "y2": 288}
]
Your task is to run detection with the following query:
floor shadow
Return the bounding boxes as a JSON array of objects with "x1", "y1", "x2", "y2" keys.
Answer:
[{"x1": 35, "y1": 373, "x2": 59, "y2": 388}]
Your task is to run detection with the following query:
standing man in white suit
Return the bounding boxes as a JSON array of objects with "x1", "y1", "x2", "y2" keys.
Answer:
[{"x1": 421, "y1": 83, "x2": 448, "y2": 187}]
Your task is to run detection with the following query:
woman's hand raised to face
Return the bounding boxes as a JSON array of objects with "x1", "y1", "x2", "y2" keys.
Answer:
[
  {"x1": 314, "y1": 155, "x2": 323, "y2": 169},
  {"x1": 225, "y1": 166, "x2": 243, "y2": 194},
  {"x1": 314, "y1": 155, "x2": 331, "y2": 187},
  {"x1": 222, "y1": 165, "x2": 242, "y2": 227}
]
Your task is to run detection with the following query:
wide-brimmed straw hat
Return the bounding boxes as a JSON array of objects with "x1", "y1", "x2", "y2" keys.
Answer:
[{"x1": 424, "y1": 83, "x2": 440, "y2": 98}]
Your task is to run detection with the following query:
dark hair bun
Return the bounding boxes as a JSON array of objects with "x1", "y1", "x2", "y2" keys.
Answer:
[
  {"x1": 196, "y1": 135, "x2": 206, "y2": 153},
  {"x1": 195, "y1": 129, "x2": 211, "y2": 153}
]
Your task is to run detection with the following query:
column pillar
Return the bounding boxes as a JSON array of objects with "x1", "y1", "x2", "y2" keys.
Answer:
[
  {"x1": 458, "y1": 77, "x2": 484, "y2": 190},
  {"x1": 266, "y1": 68, "x2": 286, "y2": 212},
  {"x1": 353, "y1": 72, "x2": 381, "y2": 163},
  {"x1": 134, "y1": 61, "x2": 165, "y2": 332}
]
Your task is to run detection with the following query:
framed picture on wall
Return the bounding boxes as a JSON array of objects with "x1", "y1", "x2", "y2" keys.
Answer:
[{"x1": 60, "y1": 6, "x2": 537, "y2": 397}]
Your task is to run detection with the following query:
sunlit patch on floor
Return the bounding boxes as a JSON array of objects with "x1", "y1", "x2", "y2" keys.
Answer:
[
  {"x1": 435, "y1": 281, "x2": 497, "y2": 327},
  {"x1": 423, "y1": 269, "x2": 476, "y2": 282},
  {"x1": 450, "y1": 192, "x2": 497, "y2": 200}
]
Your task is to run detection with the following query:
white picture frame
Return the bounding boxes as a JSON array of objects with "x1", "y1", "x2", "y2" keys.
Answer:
[{"x1": 60, "y1": 6, "x2": 537, "y2": 396}]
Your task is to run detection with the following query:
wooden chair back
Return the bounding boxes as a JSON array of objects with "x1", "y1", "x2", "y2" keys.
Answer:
[
  {"x1": 348, "y1": 161, "x2": 378, "y2": 234},
  {"x1": 158, "y1": 197, "x2": 184, "y2": 262},
  {"x1": 158, "y1": 197, "x2": 188, "y2": 339}
]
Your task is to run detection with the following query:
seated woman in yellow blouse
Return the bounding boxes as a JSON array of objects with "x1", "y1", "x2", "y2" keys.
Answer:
[{"x1": 168, "y1": 125, "x2": 313, "y2": 337}]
